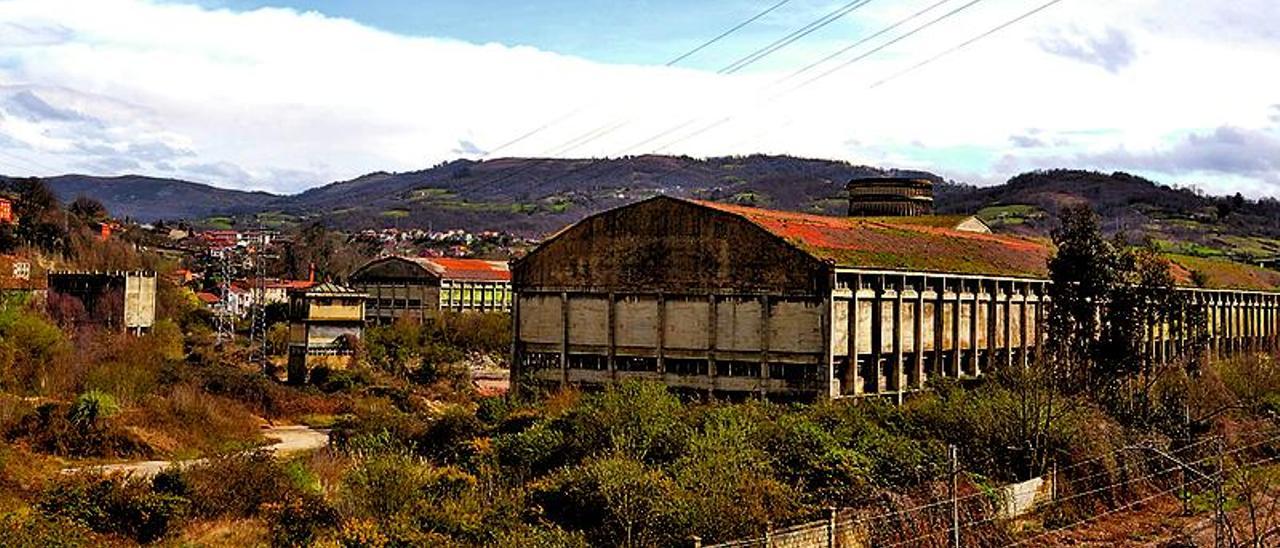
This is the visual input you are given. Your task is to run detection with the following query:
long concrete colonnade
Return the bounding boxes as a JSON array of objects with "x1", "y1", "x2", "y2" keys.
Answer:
[
  {"x1": 836, "y1": 269, "x2": 1280, "y2": 398},
  {"x1": 515, "y1": 269, "x2": 1280, "y2": 400}
]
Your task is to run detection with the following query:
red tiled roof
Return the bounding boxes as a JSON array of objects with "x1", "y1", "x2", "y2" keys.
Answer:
[
  {"x1": 196, "y1": 291, "x2": 220, "y2": 304},
  {"x1": 688, "y1": 199, "x2": 1052, "y2": 279},
  {"x1": 411, "y1": 257, "x2": 511, "y2": 282}
]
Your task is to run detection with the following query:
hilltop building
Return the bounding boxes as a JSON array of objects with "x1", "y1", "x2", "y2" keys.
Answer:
[
  {"x1": 47, "y1": 271, "x2": 157, "y2": 333},
  {"x1": 286, "y1": 282, "x2": 366, "y2": 384},
  {"x1": 511, "y1": 194, "x2": 1280, "y2": 400},
  {"x1": 350, "y1": 256, "x2": 511, "y2": 324},
  {"x1": 847, "y1": 177, "x2": 934, "y2": 217}
]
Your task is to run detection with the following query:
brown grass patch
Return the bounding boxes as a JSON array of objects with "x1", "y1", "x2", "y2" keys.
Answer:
[{"x1": 174, "y1": 517, "x2": 270, "y2": 547}]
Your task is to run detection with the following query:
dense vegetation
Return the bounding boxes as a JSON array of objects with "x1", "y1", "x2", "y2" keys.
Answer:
[{"x1": 0, "y1": 179, "x2": 1277, "y2": 545}]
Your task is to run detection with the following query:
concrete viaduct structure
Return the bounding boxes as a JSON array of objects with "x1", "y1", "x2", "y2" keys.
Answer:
[{"x1": 511, "y1": 194, "x2": 1280, "y2": 400}]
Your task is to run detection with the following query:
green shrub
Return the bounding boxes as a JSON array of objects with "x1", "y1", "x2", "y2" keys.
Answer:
[
  {"x1": 8, "y1": 402, "x2": 149, "y2": 458},
  {"x1": 36, "y1": 473, "x2": 185, "y2": 543},
  {"x1": 68, "y1": 389, "x2": 119, "y2": 428},
  {"x1": 264, "y1": 490, "x2": 338, "y2": 547},
  {"x1": 0, "y1": 509, "x2": 92, "y2": 547}
]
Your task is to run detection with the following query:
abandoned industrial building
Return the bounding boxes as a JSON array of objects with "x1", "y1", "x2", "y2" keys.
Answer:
[
  {"x1": 511, "y1": 179, "x2": 1280, "y2": 400},
  {"x1": 286, "y1": 282, "x2": 366, "y2": 384},
  {"x1": 47, "y1": 270, "x2": 157, "y2": 333},
  {"x1": 350, "y1": 256, "x2": 512, "y2": 324}
]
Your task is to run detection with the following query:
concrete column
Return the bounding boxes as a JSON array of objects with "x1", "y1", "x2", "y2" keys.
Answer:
[
  {"x1": 509, "y1": 287, "x2": 522, "y2": 390},
  {"x1": 607, "y1": 292, "x2": 617, "y2": 381},
  {"x1": 760, "y1": 295, "x2": 771, "y2": 394},
  {"x1": 1034, "y1": 283, "x2": 1046, "y2": 358},
  {"x1": 822, "y1": 289, "x2": 835, "y2": 400},
  {"x1": 656, "y1": 292, "x2": 666, "y2": 374},
  {"x1": 850, "y1": 275, "x2": 862, "y2": 396},
  {"x1": 1002, "y1": 282, "x2": 1013, "y2": 370},
  {"x1": 986, "y1": 279, "x2": 999, "y2": 373},
  {"x1": 560, "y1": 291, "x2": 569, "y2": 386},
  {"x1": 892, "y1": 280, "x2": 904, "y2": 395},
  {"x1": 933, "y1": 278, "x2": 945, "y2": 378},
  {"x1": 950, "y1": 280, "x2": 961, "y2": 378},
  {"x1": 913, "y1": 281, "x2": 926, "y2": 390},
  {"x1": 707, "y1": 293, "x2": 717, "y2": 394},
  {"x1": 1019, "y1": 283, "x2": 1030, "y2": 369},
  {"x1": 968, "y1": 283, "x2": 980, "y2": 377},
  {"x1": 872, "y1": 277, "x2": 885, "y2": 394}
]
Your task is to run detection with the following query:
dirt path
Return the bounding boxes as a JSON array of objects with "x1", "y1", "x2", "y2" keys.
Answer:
[{"x1": 60, "y1": 425, "x2": 329, "y2": 478}]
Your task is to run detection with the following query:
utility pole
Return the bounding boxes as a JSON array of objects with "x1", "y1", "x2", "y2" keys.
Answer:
[
  {"x1": 1214, "y1": 437, "x2": 1226, "y2": 548},
  {"x1": 950, "y1": 444, "x2": 960, "y2": 548}
]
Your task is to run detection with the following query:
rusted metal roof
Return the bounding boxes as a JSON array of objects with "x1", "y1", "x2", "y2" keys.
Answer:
[
  {"x1": 688, "y1": 199, "x2": 1053, "y2": 279},
  {"x1": 409, "y1": 257, "x2": 511, "y2": 282}
]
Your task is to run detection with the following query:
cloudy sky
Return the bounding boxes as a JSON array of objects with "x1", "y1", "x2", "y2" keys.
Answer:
[{"x1": 0, "y1": 0, "x2": 1277, "y2": 196}]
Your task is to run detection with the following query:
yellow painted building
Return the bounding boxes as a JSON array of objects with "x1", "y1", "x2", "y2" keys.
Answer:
[{"x1": 286, "y1": 282, "x2": 366, "y2": 384}]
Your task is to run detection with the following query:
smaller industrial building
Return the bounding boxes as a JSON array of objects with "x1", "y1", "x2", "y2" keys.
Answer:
[
  {"x1": 350, "y1": 256, "x2": 512, "y2": 324},
  {"x1": 286, "y1": 282, "x2": 366, "y2": 384},
  {"x1": 47, "y1": 270, "x2": 156, "y2": 333}
]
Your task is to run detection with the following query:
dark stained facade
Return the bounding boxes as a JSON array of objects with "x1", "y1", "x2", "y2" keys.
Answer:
[{"x1": 512, "y1": 196, "x2": 1280, "y2": 400}]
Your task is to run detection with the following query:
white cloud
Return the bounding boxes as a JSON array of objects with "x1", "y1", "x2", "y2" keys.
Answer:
[{"x1": 0, "y1": 0, "x2": 1276, "y2": 197}]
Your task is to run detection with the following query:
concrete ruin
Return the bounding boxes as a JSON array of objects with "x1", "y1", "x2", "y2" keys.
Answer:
[
  {"x1": 511, "y1": 194, "x2": 1280, "y2": 400},
  {"x1": 47, "y1": 270, "x2": 156, "y2": 333}
]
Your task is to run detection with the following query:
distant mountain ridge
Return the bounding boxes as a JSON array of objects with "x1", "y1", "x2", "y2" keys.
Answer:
[
  {"x1": 16, "y1": 155, "x2": 942, "y2": 232},
  {"x1": 8, "y1": 158, "x2": 1280, "y2": 263},
  {"x1": 4, "y1": 174, "x2": 280, "y2": 221}
]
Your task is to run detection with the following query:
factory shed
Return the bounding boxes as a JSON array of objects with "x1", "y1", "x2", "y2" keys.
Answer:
[
  {"x1": 512, "y1": 195, "x2": 1280, "y2": 400},
  {"x1": 512, "y1": 196, "x2": 1055, "y2": 400},
  {"x1": 351, "y1": 256, "x2": 512, "y2": 324}
]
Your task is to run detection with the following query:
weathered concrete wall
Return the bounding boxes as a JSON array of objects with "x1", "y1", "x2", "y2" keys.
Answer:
[
  {"x1": 511, "y1": 199, "x2": 1280, "y2": 400},
  {"x1": 516, "y1": 291, "x2": 829, "y2": 398},
  {"x1": 512, "y1": 197, "x2": 829, "y2": 294},
  {"x1": 124, "y1": 273, "x2": 156, "y2": 329}
]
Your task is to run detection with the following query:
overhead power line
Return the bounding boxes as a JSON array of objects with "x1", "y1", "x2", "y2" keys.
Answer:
[
  {"x1": 526, "y1": 0, "x2": 877, "y2": 161},
  {"x1": 719, "y1": 0, "x2": 876, "y2": 75},
  {"x1": 470, "y1": 0, "x2": 1069, "y2": 198},
  {"x1": 481, "y1": 0, "x2": 795, "y2": 159},
  {"x1": 870, "y1": 0, "x2": 1069, "y2": 88},
  {"x1": 667, "y1": 0, "x2": 794, "y2": 67},
  {"x1": 642, "y1": 0, "x2": 995, "y2": 154}
]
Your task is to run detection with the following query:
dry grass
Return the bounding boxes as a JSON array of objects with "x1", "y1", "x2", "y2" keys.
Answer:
[
  {"x1": 171, "y1": 518, "x2": 270, "y2": 547},
  {"x1": 125, "y1": 384, "x2": 264, "y2": 458}
]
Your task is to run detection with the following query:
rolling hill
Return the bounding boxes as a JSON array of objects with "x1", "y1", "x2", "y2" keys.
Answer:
[
  {"x1": 14, "y1": 174, "x2": 279, "y2": 221},
  {"x1": 7, "y1": 158, "x2": 1279, "y2": 264}
]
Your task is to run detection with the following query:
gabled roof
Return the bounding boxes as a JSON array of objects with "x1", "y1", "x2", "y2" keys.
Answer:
[
  {"x1": 353, "y1": 256, "x2": 511, "y2": 283},
  {"x1": 688, "y1": 199, "x2": 1052, "y2": 279},
  {"x1": 299, "y1": 282, "x2": 365, "y2": 297},
  {"x1": 415, "y1": 257, "x2": 511, "y2": 282},
  {"x1": 863, "y1": 214, "x2": 991, "y2": 233}
]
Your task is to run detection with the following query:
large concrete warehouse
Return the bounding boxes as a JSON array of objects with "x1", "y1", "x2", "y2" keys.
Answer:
[{"x1": 511, "y1": 184, "x2": 1280, "y2": 400}]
